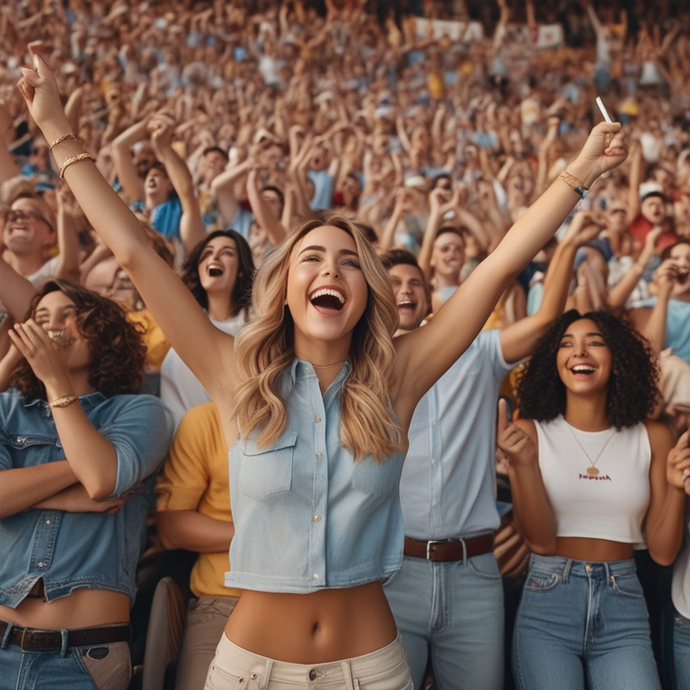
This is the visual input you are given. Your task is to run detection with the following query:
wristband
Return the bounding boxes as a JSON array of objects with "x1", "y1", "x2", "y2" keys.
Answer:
[{"x1": 48, "y1": 395, "x2": 78, "y2": 408}]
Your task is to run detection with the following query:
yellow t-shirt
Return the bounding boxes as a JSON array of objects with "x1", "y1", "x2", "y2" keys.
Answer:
[
  {"x1": 156, "y1": 403, "x2": 241, "y2": 598},
  {"x1": 126, "y1": 310, "x2": 170, "y2": 371}
]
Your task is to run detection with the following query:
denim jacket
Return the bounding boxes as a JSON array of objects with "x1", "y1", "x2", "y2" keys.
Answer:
[
  {"x1": 227, "y1": 360, "x2": 405, "y2": 593},
  {"x1": 0, "y1": 389, "x2": 169, "y2": 607}
]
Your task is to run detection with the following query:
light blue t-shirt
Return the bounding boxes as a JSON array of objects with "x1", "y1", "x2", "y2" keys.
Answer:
[
  {"x1": 400, "y1": 329, "x2": 512, "y2": 539},
  {"x1": 228, "y1": 207, "x2": 253, "y2": 240},
  {"x1": 308, "y1": 168, "x2": 335, "y2": 210},
  {"x1": 227, "y1": 360, "x2": 405, "y2": 593},
  {"x1": 637, "y1": 297, "x2": 690, "y2": 366}
]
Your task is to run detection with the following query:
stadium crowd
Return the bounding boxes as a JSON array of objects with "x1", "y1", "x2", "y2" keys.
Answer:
[{"x1": 3, "y1": 0, "x2": 690, "y2": 689}]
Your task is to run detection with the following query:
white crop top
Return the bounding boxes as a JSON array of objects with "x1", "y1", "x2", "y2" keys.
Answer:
[{"x1": 534, "y1": 416, "x2": 651, "y2": 546}]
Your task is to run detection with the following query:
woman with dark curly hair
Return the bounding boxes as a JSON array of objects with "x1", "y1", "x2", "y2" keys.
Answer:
[
  {"x1": 160, "y1": 229, "x2": 255, "y2": 429},
  {"x1": 498, "y1": 309, "x2": 690, "y2": 690},
  {"x1": 0, "y1": 280, "x2": 169, "y2": 690}
]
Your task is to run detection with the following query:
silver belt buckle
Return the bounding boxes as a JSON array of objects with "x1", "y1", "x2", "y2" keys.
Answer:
[{"x1": 426, "y1": 540, "x2": 442, "y2": 559}]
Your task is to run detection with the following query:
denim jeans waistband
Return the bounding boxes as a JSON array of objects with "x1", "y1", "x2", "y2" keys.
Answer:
[{"x1": 528, "y1": 554, "x2": 637, "y2": 582}]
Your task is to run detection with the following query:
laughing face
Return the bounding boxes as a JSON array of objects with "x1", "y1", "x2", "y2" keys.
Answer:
[
  {"x1": 556, "y1": 318, "x2": 612, "y2": 397},
  {"x1": 668, "y1": 242, "x2": 690, "y2": 295},
  {"x1": 3, "y1": 198, "x2": 55, "y2": 257},
  {"x1": 431, "y1": 230, "x2": 465, "y2": 283},
  {"x1": 33, "y1": 290, "x2": 91, "y2": 372},
  {"x1": 388, "y1": 263, "x2": 429, "y2": 333},
  {"x1": 285, "y1": 225, "x2": 368, "y2": 358},
  {"x1": 144, "y1": 166, "x2": 173, "y2": 207},
  {"x1": 198, "y1": 235, "x2": 240, "y2": 295}
]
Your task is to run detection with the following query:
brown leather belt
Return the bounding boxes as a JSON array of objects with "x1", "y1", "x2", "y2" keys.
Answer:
[
  {"x1": 0, "y1": 621, "x2": 131, "y2": 651},
  {"x1": 403, "y1": 534, "x2": 494, "y2": 562}
]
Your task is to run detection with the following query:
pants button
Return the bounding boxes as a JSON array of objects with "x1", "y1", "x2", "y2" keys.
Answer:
[{"x1": 309, "y1": 669, "x2": 317, "y2": 681}]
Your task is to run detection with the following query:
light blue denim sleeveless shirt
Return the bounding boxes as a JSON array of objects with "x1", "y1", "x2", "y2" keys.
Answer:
[{"x1": 226, "y1": 360, "x2": 405, "y2": 593}]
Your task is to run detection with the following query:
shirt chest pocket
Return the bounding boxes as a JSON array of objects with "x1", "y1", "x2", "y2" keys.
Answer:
[
  {"x1": 8, "y1": 434, "x2": 57, "y2": 464},
  {"x1": 239, "y1": 432, "x2": 297, "y2": 500}
]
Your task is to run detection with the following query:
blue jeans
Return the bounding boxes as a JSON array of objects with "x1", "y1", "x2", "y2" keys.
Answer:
[
  {"x1": 513, "y1": 555, "x2": 661, "y2": 690},
  {"x1": 674, "y1": 608, "x2": 690, "y2": 690},
  {"x1": 384, "y1": 552, "x2": 504, "y2": 690},
  {"x1": 0, "y1": 624, "x2": 130, "y2": 690}
]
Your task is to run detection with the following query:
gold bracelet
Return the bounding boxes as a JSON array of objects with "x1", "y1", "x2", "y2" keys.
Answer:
[
  {"x1": 48, "y1": 394, "x2": 78, "y2": 408},
  {"x1": 59, "y1": 153, "x2": 94, "y2": 179},
  {"x1": 49, "y1": 132, "x2": 81, "y2": 151}
]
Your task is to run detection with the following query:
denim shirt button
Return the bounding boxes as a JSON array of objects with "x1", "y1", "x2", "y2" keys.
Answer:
[
  {"x1": 315, "y1": 416, "x2": 322, "y2": 423},
  {"x1": 15, "y1": 436, "x2": 26, "y2": 446},
  {"x1": 312, "y1": 573, "x2": 319, "y2": 580},
  {"x1": 45, "y1": 520, "x2": 51, "y2": 525}
]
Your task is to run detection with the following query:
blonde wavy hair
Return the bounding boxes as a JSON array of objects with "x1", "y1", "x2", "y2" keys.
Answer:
[{"x1": 232, "y1": 215, "x2": 402, "y2": 461}]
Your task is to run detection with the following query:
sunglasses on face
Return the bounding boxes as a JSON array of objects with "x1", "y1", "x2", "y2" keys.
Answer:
[{"x1": 4, "y1": 210, "x2": 46, "y2": 223}]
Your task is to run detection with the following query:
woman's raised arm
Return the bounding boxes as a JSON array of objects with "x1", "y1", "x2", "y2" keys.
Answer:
[
  {"x1": 17, "y1": 52, "x2": 239, "y2": 399},
  {"x1": 393, "y1": 122, "x2": 627, "y2": 415}
]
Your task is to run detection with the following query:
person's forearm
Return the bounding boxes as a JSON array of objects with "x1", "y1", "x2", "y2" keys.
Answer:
[
  {"x1": 646, "y1": 485, "x2": 685, "y2": 565},
  {"x1": 508, "y1": 462, "x2": 557, "y2": 554},
  {"x1": 0, "y1": 461, "x2": 78, "y2": 518},
  {"x1": 641, "y1": 293, "x2": 670, "y2": 354},
  {"x1": 43, "y1": 377, "x2": 119, "y2": 500},
  {"x1": 0, "y1": 258, "x2": 37, "y2": 321},
  {"x1": 157, "y1": 509, "x2": 235, "y2": 553}
]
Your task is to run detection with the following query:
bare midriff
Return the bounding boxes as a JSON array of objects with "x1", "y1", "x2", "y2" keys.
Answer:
[
  {"x1": 0, "y1": 589, "x2": 130, "y2": 630},
  {"x1": 224, "y1": 580, "x2": 397, "y2": 663},
  {"x1": 554, "y1": 536, "x2": 635, "y2": 562}
]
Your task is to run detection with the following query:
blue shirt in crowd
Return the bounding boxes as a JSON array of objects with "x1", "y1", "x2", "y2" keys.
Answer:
[{"x1": 0, "y1": 390, "x2": 169, "y2": 608}]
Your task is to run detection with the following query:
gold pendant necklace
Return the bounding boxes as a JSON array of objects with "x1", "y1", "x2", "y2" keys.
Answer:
[{"x1": 565, "y1": 423, "x2": 616, "y2": 476}]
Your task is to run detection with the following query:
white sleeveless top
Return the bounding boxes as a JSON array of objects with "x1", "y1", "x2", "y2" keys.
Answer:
[{"x1": 534, "y1": 416, "x2": 651, "y2": 546}]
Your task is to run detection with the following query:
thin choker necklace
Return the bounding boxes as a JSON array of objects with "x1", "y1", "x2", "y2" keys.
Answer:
[
  {"x1": 311, "y1": 359, "x2": 347, "y2": 369},
  {"x1": 565, "y1": 422, "x2": 616, "y2": 476}
]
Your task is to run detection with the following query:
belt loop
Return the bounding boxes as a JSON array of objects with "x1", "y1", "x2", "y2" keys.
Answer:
[
  {"x1": 562, "y1": 559, "x2": 572, "y2": 584},
  {"x1": 0, "y1": 623, "x2": 13, "y2": 649},
  {"x1": 461, "y1": 538, "x2": 468, "y2": 566},
  {"x1": 604, "y1": 561, "x2": 612, "y2": 584},
  {"x1": 342, "y1": 658, "x2": 356, "y2": 690},
  {"x1": 258, "y1": 657, "x2": 272, "y2": 690},
  {"x1": 60, "y1": 629, "x2": 70, "y2": 658}
]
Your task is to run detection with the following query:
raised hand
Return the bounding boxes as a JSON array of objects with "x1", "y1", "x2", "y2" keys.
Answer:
[
  {"x1": 496, "y1": 399, "x2": 537, "y2": 468},
  {"x1": 17, "y1": 48, "x2": 71, "y2": 142},
  {"x1": 568, "y1": 122, "x2": 628, "y2": 188},
  {"x1": 8, "y1": 318, "x2": 73, "y2": 397}
]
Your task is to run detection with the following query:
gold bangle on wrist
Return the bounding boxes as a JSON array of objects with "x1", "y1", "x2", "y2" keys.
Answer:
[
  {"x1": 49, "y1": 132, "x2": 81, "y2": 151},
  {"x1": 59, "y1": 153, "x2": 94, "y2": 179},
  {"x1": 48, "y1": 395, "x2": 78, "y2": 409}
]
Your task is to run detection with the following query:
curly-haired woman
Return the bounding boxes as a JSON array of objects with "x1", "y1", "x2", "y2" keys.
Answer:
[
  {"x1": 20, "y1": 48, "x2": 628, "y2": 690},
  {"x1": 0, "y1": 280, "x2": 169, "y2": 689},
  {"x1": 498, "y1": 310, "x2": 690, "y2": 690}
]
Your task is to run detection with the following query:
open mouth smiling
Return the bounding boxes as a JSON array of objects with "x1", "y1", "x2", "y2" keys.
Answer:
[
  {"x1": 310, "y1": 288, "x2": 346, "y2": 313},
  {"x1": 207, "y1": 263, "x2": 224, "y2": 277},
  {"x1": 570, "y1": 364, "x2": 596, "y2": 375},
  {"x1": 48, "y1": 330, "x2": 76, "y2": 348}
]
